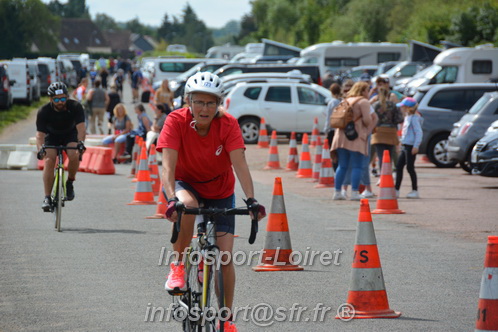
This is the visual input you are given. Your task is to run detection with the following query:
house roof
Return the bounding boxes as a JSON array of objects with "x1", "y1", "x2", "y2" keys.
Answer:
[
  {"x1": 103, "y1": 30, "x2": 132, "y2": 52},
  {"x1": 60, "y1": 18, "x2": 111, "y2": 53}
]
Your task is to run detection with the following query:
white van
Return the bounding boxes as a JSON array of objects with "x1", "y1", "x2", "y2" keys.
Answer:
[
  {"x1": 403, "y1": 45, "x2": 498, "y2": 96},
  {"x1": 6, "y1": 59, "x2": 32, "y2": 104},
  {"x1": 148, "y1": 58, "x2": 205, "y2": 84},
  {"x1": 27, "y1": 60, "x2": 41, "y2": 101},
  {"x1": 297, "y1": 41, "x2": 409, "y2": 78},
  {"x1": 206, "y1": 44, "x2": 245, "y2": 60},
  {"x1": 37, "y1": 57, "x2": 60, "y2": 85}
]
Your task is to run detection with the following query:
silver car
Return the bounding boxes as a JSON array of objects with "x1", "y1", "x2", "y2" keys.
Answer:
[{"x1": 448, "y1": 91, "x2": 498, "y2": 172}]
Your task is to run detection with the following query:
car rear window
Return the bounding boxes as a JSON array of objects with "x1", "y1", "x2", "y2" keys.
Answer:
[
  {"x1": 243, "y1": 87, "x2": 261, "y2": 100},
  {"x1": 298, "y1": 87, "x2": 326, "y2": 105},
  {"x1": 265, "y1": 86, "x2": 291, "y2": 103}
]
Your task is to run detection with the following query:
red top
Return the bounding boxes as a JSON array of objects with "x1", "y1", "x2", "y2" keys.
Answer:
[{"x1": 156, "y1": 107, "x2": 245, "y2": 199}]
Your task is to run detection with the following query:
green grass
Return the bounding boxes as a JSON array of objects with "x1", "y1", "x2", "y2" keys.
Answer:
[{"x1": 0, "y1": 97, "x2": 49, "y2": 134}]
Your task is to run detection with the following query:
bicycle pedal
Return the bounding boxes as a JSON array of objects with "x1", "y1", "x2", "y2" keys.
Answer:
[{"x1": 167, "y1": 289, "x2": 187, "y2": 296}]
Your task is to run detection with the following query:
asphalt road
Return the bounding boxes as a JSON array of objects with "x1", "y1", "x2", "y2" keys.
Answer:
[{"x1": 1, "y1": 84, "x2": 496, "y2": 331}]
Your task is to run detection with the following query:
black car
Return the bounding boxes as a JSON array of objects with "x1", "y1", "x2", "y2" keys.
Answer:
[
  {"x1": 472, "y1": 130, "x2": 498, "y2": 177},
  {"x1": 0, "y1": 62, "x2": 13, "y2": 109}
]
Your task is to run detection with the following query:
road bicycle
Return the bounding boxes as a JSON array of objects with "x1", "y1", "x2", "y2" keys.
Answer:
[
  {"x1": 169, "y1": 200, "x2": 259, "y2": 332},
  {"x1": 41, "y1": 145, "x2": 83, "y2": 232}
]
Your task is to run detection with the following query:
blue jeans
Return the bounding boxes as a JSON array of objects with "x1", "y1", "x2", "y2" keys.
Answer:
[{"x1": 335, "y1": 148, "x2": 364, "y2": 191}]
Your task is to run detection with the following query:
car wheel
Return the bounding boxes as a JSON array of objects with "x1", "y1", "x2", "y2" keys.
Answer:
[
  {"x1": 426, "y1": 133, "x2": 458, "y2": 168},
  {"x1": 239, "y1": 118, "x2": 260, "y2": 144},
  {"x1": 460, "y1": 146, "x2": 475, "y2": 173}
]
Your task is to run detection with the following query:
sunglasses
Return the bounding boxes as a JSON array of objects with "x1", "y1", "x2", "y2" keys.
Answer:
[{"x1": 53, "y1": 97, "x2": 67, "y2": 103}]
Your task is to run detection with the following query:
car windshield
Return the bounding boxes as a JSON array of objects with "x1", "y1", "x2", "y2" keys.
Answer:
[
  {"x1": 467, "y1": 94, "x2": 491, "y2": 115},
  {"x1": 422, "y1": 65, "x2": 443, "y2": 80},
  {"x1": 175, "y1": 64, "x2": 204, "y2": 81},
  {"x1": 384, "y1": 62, "x2": 407, "y2": 76}
]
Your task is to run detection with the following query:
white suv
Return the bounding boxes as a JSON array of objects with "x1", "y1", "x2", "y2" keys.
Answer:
[{"x1": 223, "y1": 82, "x2": 331, "y2": 144}]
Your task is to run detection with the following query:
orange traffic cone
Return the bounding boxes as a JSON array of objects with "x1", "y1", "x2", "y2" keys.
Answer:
[
  {"x1": 128, "y1": 146, "x2": 156, "y2": 205},
  {"x1": 264, "y1": 130, "x2": 281, "y2": 170},
  {"x1": 315, "y1": 138, "x2": 334, "y2": 188},
  {"x1": 257, "y1": 118, "x2": 269, "y2": 148},
  {"x1": 253, "y1": 177, "x2": 303, "y2": 272},
  {"x1": 372, "y1": 150, "x2": 405, "y2": 214},
  {"x1": 475, "y1": 236, "x2": 498, "y2": 331},
  {"x1": 296, "y1": 133, "x2": 312, "y2": 178},
  {"x1": 148, "y1": 144, "x2": 160, "y2": 195},
  {"x1": 310, "y1": 117, "x2": 319, "y2": 147},
  {"x1": 146, "y1": 184, "x2": 167, "y2": 219},
  {"x1": 285, "y1": 132, "x2": 299, "y2": 171},
  {"x1": 132, "y1": 139, "x2": 145, "y2": 183},
  {"x1": 336, "y1": 199, "x2": 401, "y2": 320},
  {"x1": 128, "y1": 136, "x2": 139, "y2": 178},
  {"x1": 311, "y1": 136, "x2": 322, "y2": 182}
]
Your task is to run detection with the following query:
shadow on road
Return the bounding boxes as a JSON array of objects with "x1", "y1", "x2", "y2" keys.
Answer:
[
  {"x1": 398, "y1": 316, "x2": 440, "y2": 322},
  {"x1": 61, "y1": 227, "x2": 147, "y2": 234}
]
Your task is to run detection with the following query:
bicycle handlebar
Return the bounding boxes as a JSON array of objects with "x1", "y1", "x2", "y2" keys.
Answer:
[
  {"x1": 42, "y1": 145, "x2": 85, "y2": 161},
  {"x1": 170, "y1": 201, "x2": 259, "y2": 245}
]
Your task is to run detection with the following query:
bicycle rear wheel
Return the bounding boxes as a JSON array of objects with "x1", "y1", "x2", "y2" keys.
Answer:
[
  {"x1": 54, "y1": 167, "x2": 63, "y2": 232},
  {"x1": 203, "y1": 248, "x2": 225, "y2": 332}
]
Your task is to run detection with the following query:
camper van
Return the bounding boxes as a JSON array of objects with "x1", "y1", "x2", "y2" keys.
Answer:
[
  {"x1": 297, "y1": 41, "x2": 409, "y2": 78},
  {"x1": 403, "y1": 45, "x2": 498, "y2": 96},
  {"x1": 206, "y1": 44, "x2": 245, "y2": 60},
  {"x1": 229, "y1": 43, "x2": 264, "y2": 63}
]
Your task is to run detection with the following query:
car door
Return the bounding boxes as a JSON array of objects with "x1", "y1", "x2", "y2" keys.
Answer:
[
  {"x1": 295, "y1": 85, "x2": 328, "y2": 132},
  {"x1": 261, "y1": 85, "x2": 296, "y2": 132}
]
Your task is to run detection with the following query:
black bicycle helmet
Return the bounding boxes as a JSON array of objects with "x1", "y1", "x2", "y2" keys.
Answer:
[{"x1": 47, "y1": 82, "x2": 68, "y2": 96}]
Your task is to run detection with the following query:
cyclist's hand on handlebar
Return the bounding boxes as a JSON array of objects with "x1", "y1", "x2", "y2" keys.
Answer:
[
  {"x1": 165, "y1": 197, "x2": 179, "y2": 222},
  {"x1": 77, "y1": 141, "x2": 86, "y2": 152},
  {"x1": 37, "y1": 148, "x2": 46, "y2": 160},
  {"x1": 244, "y1": 197, "x2": 266, "y2": 221}
]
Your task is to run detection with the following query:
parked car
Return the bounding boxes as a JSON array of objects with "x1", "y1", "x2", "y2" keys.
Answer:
[
  {"x1": 413, "y1": 83, "x2": 498, "y2": 167},
  {"x1": 373, "y1": 61, "x2": 400, "y2": 77},
  {"x1": 27, "y1": 60, "x2": 41, "y2": 101},
  {"x1": 340, "y1": 65, "x2": 378, "y2": 82},
  {"x1": 448, "y1": 92, "x2": 498, "y2": 172},
  {"x1": 471, "y1": 129, "x2": 498, "y2": 177},
  {"x1": 223, "y1": 82, "x2": 331, "y2": 144},
  {"x1": 148, "y1": 57, "x2": 205, "y2": 84},
  {"x1": 57, "y1": 59, "x2": 78, "y2": 88},
  {"x1": 221, "y1": 71, "x2": 313, "y2": 96},
  {"x1": 6, "y1": 59, "x2": 32, "y2": 104},
  {"x1": 0, "y1": 62, "x2": 13, "y2": 109},
  {"x1": 37, "y1": 57, "x2": 60, "y2": 90},
  {"x1": 373, "y1": 61, "x2": 428, "y2": 87},
  {"x1": 214, "y1": 63, "x2": 322, "y2": 85}
]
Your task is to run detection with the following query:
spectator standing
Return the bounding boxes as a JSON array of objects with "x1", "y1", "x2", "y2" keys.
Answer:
[
  {"x1": 154, "y1": 79, "x2": 174, "y2": 113},
  {"x1": 125, "y1": 104, "x2": 151, "y2": 155},
  {"x1": 100, "y1": 67, "x2": 109, "y2": 89},
  {"x1": 86, "y1": 79, "x2": 109, "y2": 134},
  {"x1": 131, "y1": 66, "x2": 143, "y2": 103},
  {"x1": 323, "y1": 83, "x2": 342, "y2": 144},
  {"x1": 395, "y1": 97, "x2": 423, "y2": 199},
  {"x1": 106, "y1": 85, "x2": 121, "y2": 130},
  {"x1": 330, "y1": 81, "x2": 372, "y2": 201},
  {"x1": 371, "y1": 87, "x2": 404, "y2": 168}
]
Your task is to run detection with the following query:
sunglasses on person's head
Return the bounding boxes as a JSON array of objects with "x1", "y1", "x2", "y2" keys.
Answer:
[{"x1": 53, "y1": 97, "x2": 67, "y2": 103}]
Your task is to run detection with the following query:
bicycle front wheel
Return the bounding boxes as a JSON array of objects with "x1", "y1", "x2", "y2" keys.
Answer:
[
  {"x1": 203, "y1": 248, "x2": 225, "y2": 332},
  {"x1": 54, "y1": 167, "x2": 63, "y2": 232},
  {"x1": 183, "y1": 248, "x2": 202, "y2": 332}
]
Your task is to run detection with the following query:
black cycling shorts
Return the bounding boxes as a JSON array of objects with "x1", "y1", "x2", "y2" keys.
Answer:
[
  {"x1": 173, "y1": 180, "x2": 236, "y2": 235},
  {"x1": 44, "y1": 131, "x2": 78, "y2": 146}
]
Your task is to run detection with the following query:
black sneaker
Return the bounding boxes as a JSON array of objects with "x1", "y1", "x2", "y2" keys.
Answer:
[
  {"x1": 42, "y1": 196, "x2": 52, "y2": 212},
  {"x1": 66, "y1": 181, "x2": 75, "y2": 201}
]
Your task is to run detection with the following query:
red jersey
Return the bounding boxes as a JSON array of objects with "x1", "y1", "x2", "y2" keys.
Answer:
[{"x1": 156, "y1": 107, "x2": 245, "y2": 199}]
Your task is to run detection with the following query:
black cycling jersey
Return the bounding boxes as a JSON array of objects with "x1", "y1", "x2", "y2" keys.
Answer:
[{"x1": 36, "y1": 99, "x2": 85, "y2": 136}]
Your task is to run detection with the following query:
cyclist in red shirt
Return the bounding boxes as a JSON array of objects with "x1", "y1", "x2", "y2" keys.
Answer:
[{"x1": 156, "y1": 72, "x2": 266, "y2": 331}]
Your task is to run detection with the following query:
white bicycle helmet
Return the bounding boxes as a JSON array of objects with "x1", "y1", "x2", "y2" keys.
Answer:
[{"x1": 184, "y1": 72, "x2": 223, "y2": 99}]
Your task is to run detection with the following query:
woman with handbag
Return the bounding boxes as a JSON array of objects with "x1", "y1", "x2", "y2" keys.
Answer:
[
  {"x1": 330, "y1": 81, "x2": 372, "y2": 201},
  {"x1": 371, "y1": 87, "x2": 404, "y2": 168}
]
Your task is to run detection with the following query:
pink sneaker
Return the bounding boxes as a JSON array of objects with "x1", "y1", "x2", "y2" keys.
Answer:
[
  {"x1": 165, "y1": 262, "x2": 186, "y2": 291},
  {"x1": 217, "y1": 320, "x2": 237, "y2": 332}
]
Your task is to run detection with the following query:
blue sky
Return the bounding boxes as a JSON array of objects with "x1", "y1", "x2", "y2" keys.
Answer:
[{"x1": 43, "y1": 0, "x2": 252, "y2": 28}]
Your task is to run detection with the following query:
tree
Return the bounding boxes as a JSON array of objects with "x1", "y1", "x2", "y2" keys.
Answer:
[
  {"x1": 47, "y1": 0, "x2": 89, "y2": 18},
  {"x1": 0, "y1": 0, "x2": 59, "y2": 58},
  {"x1": 94, "y1": 13, "x2": 119, "y2": 31}
]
